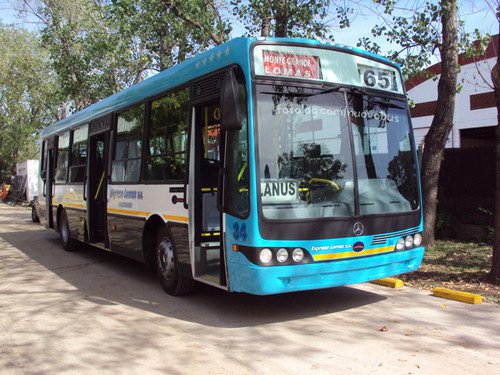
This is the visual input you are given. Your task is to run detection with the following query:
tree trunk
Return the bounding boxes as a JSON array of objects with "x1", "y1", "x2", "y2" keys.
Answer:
[
  {"x1": 261, "y1": 16, "x2": 271, "y2": 37},
  {"x1": 275, "y1": 0, "x2": 288, "y2": 37},
  {"x1": 488, "y1": 42, "x2": 500, "y2": 284},
  {"x1": 420, "y1": 0, "x2": 459, "y2": 247},
  {"x1": 261, "y1": 0, "x2": 271, "y2": 37}
]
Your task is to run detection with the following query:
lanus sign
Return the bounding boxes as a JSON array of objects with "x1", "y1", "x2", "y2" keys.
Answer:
[
  {"x1": 261, "y1": 179, "x2": 300, "y2": 204},
  {"x1": 261, "y1": 50, "x2": 320, "y2": 79}
]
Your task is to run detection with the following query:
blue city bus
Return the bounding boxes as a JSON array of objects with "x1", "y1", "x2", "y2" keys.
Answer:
[{"x1": 37, "y1": 37, "x2": 424, "y2": 295}]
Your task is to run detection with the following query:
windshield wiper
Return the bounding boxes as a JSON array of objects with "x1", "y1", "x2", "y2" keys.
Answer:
[
  {"x1": 260, "y1": 85, "x2": 406, "y2": 109},
  {"x1": 259, "y1": 85, "x2": 343, "y2": 97},
  {"x1": 309, "y1": 85, "x2": 344, "y2": 96},
  {"x1": 347, "y1": 87, "x2": 405, "y2": 109}
]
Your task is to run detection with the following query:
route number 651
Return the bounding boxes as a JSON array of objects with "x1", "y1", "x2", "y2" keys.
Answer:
[{"x1": 358, "y1": 65, "x2": 397, "y2": 92}]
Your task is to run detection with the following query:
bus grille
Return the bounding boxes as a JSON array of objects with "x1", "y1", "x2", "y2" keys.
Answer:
[{"x1": 371, "y1": 227, "x2": 420, "y2": 245}]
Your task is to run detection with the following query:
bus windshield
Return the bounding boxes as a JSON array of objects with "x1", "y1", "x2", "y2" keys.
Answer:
[{"x1": 255, "y1": 84, "x2": 419, "y2": 220}]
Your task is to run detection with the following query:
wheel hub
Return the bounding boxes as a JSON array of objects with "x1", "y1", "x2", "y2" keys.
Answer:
[{"x1": 157, "y1": 238, "x2": 175, "y2": 281}]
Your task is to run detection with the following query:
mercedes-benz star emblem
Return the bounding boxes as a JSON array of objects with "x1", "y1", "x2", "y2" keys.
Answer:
[{"x1": 353, "y1": 222, "x2": 364, "y2": 236}]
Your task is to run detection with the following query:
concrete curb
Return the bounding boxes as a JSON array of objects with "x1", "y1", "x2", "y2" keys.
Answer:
[
  {"x1": 432, "y1": 287, "x2": 482, "y2": 304},
  {"x1": 370, "y1": 278, "x2": 404, "y2": 288}
]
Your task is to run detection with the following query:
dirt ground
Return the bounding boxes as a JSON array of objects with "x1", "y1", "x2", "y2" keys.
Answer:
[
  {"x1": 399, "y1": 241, "x2": 500, "y2": 304},
  {"x1": 1, "y1": 203, "x2": 499, "y2": 374}
]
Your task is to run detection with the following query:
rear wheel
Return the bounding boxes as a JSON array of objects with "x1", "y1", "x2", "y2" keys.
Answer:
[
  {"x1": 155, "y1": 226, "x2": 194, "y2": 296},
  {"x1": 31, "y1": 205, "x2": 39, "y2": 223},
  {"x1": 59, "y1": 210, "x2": 78, "y2": 251}
]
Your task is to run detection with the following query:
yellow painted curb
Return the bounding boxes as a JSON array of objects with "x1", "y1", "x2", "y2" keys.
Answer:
[
  {"x1": 370, "y1": 278, "x2": 404, "y2": 288},
  {"x1": 432, "y1": 287, "x2": 482, "y2": 304}
]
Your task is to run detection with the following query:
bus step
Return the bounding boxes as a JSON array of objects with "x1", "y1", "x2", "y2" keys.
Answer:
[{"x1": 200, "y1": 241, "x2": 220, "y2": 250}]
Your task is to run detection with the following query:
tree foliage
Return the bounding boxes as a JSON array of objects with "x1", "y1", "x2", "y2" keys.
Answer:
[
  {"x1": 108, "y1": 0, "x2": 230, "y2": 72},
  {"x1": 22, "y1": 0, "x2": 126, "y2": 114},
  {"x1": 0, "y1": 25, "x2": 57, "y2": 181},
  {"x1": 356, "y1": 0, "x2": 488, "y2": 80},
  {"x1": 22, "y1": 0, "x2": 230, "y2": 115},
  {"x1": 231, "y1": 0, "x2": 333, "y2": 38}
]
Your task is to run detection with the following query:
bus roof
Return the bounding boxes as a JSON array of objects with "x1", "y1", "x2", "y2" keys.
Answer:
[{"x1": 41, "y1": 37, "x2": 397, "y2": 138}]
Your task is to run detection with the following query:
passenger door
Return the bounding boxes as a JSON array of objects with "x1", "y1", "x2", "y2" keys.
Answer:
[
  {"x1": 40, "y1": 137, "x2": 56, "y2": 229},
  {"x1": 87, "y1": 116, "x2": 111, "y2": 247}
]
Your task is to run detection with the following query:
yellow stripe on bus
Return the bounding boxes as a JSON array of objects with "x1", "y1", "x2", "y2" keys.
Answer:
[
  {"x1": 162, "y1": 214, "x2": 189, "y2": 223},
  {"x1": 107, "y1": 208, "x2": 149, "y2": 217},
  {"x1": 52, "y1": 201, "x2": 85, "y2": 209},
  {"x1": 313, "y1": 245, "x2": 394, "y2": 261},
  {"x1": 104, "y1": 208, "x2": 188, "y2": 223},
  {"x1": 63, "y1": 202, "x2": 86, "y2": 209}
]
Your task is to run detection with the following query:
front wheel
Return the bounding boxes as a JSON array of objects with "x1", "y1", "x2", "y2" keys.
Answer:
[{"x1": 155, "y1": 227, "x2": 194, "y2": 296}]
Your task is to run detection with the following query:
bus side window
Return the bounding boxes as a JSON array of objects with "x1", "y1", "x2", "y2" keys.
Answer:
[
  {"x1": 112, "y1": 104, "x2": 144, "y2": 182},
  {"x1": 144, "y1": 87, "x2": 189, "y2": 182},
  {"x1": 55, "y1": 132, "x2": 70, "y2": 183},
  {"x1": 69, "y1": 125, "x2": 88, "y2": 183}
]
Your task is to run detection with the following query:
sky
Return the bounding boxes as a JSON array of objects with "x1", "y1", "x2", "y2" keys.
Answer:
[
  {"x1": 0, "y1": 0, "x2": 497, "y2": 56},
  {"x1": 330, "y1": 1, "x2": 497, "y2": 50}
]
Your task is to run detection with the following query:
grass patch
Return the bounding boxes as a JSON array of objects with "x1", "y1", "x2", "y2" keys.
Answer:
[{"x1": 399, "y1": 240, "x2": 500, "y2": 304}]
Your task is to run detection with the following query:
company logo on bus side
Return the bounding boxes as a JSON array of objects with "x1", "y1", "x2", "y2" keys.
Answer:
[{"x1": 353, "y1": 241, "x2": 365, "y2": 252}]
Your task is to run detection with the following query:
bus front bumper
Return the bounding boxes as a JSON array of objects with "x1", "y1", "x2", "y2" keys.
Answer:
[{"x1": 227, "y1": 247, "x2": 424, "y2": 295}]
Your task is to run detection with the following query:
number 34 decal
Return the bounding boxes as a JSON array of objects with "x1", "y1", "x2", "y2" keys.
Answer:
[{"x1": 233, "y1": 222, "x2": 248, "y2": 241}]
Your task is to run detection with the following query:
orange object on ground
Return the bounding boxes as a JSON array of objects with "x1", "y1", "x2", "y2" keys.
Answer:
[{"x1": 1, "y1": 183, "x2": 10, "y2": 199}]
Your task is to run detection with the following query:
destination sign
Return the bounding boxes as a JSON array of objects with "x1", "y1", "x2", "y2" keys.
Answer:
[
  {"x1": 261, "y1": 50, "x2": 320, "y2": 79},
  {"x1": 253, "y1": 44, "x2": 404, "y2": 95}
]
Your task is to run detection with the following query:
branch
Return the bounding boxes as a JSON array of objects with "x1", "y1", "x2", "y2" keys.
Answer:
[
  {"x1": 165, "y1": 1, "x2": 224, "y2": 45},
  {"x1": 21, "y1": 0, "x2": 50, "y2": 27}
]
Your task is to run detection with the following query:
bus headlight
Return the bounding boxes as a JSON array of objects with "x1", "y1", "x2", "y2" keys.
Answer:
[
  {"x1": 259, "y1": 248, "x2": 273, "y2": 264},
  {"x1": 277, "y1": 248, "x2": 289, "y2": 263},
  {"x1": 292, "y1": 248, "x2": 304, "y2": 263},
  {"x1": 395, "y1": 238, "x2": 405, "y2": 251},
  {"x1": 405, "y1": 236, "x2": 414, "y2": 249},
  {"x1": 413, "y1": 233, "x2": 423, "y2": 247},
  {"x1": 236, "y1": 246, "x2": 311, "y2": 266}
]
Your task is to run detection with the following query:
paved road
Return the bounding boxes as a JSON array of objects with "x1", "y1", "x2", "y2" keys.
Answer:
[{"x1": 0, "y1": 203, "x2": 499, "y2": 375}]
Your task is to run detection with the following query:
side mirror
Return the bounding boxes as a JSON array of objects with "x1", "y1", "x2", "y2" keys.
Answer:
[{"x1": 220, "y1": 67, "x2": 242, "y2": 131}]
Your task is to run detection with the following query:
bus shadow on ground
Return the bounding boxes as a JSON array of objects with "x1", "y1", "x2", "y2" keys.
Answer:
[{"x1": 1, "y1": 227, "x2": 386, "y2": 328}]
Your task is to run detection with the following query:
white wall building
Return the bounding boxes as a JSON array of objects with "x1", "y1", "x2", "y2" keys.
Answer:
[
  {"x1": 16, "y1": 160, "x2": 39, "y2": 201},
  {"x1": 406, "y1": 35, "x2": 498, "y2": 148}
]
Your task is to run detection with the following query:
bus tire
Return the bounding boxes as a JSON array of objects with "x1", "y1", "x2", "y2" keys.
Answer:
[
  {"x1": 155, "y1": 227, "x2": 194, "y2": 296},
  {"x1": 59, "y1": 209, "x2": 77, "y2": 251},
  {"x1": 31, "y1": 205, "x2": 40, "y2": 223}
]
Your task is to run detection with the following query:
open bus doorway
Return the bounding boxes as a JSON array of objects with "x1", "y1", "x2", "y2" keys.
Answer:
[{"x1": 192, "y1": 100, "x2": 227, "y2": 287}]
